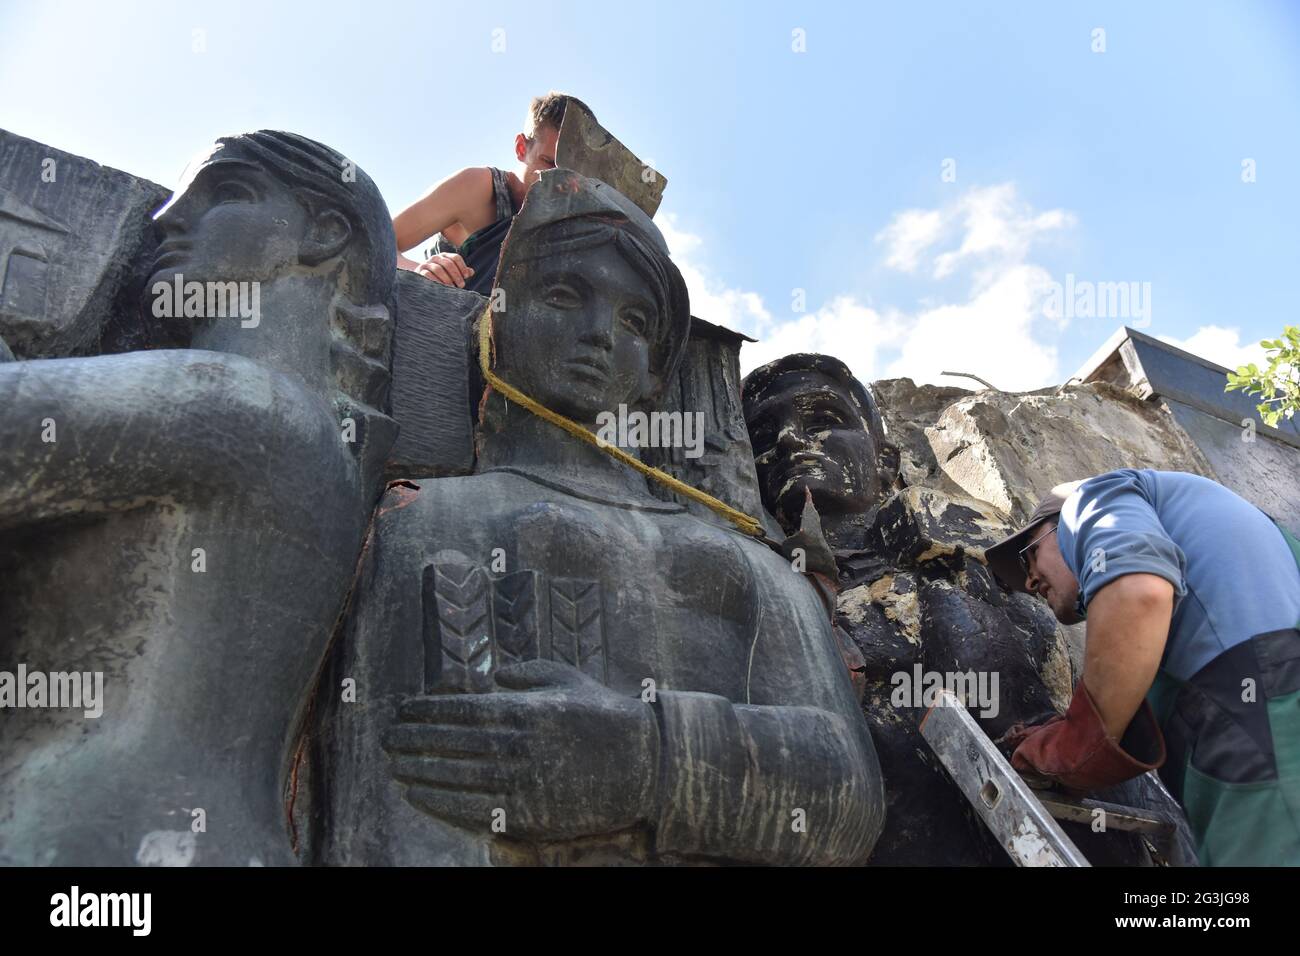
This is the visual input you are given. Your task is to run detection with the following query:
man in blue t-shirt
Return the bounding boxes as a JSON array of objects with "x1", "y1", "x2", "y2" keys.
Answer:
[{"x1": 987, "y1": 469, "x2": 1300, "y2": 865}]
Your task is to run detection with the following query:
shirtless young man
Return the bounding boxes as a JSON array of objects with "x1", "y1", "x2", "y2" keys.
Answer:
[{"x1": 392, "y1": 92, "x2": 594, "y2": 294}]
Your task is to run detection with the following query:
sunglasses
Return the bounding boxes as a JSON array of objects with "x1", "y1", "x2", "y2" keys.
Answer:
[{"x1": 1017, "y1": 524, "x2": 1058, "y2": 576}]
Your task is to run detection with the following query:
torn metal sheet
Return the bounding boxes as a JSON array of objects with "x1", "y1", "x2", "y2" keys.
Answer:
[{"x1": 555, "y1": 100, "x2": 666, "y2": 218}]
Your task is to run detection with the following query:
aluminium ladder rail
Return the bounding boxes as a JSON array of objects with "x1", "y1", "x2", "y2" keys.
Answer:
[{"x1": 919, "y1": 689, "x2": 1091, "y2": 867}]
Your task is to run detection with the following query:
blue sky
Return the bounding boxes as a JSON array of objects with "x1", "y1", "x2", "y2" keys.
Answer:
[{"x1": 3, "y1": 0, "x2": 1297, "y2": 388}]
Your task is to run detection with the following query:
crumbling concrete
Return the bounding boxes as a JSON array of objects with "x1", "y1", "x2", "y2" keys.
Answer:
[
  {"x1": 871, "y1": 378, "x2": 972, "y2": 495},
  {"x1": 871, "y1": 356, "x2": 1300, "y2": 703},
  {"x1": 922, "y1": 382, "x2": 1216, "y2": 523},
  {"x1": 870, "y1": 377, "x2": 1218, "y2": 689}
]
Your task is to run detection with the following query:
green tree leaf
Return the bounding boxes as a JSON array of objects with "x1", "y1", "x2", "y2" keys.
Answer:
[{"x1": 1224, "y1": 326, "x2": 1300, "y2": 429}]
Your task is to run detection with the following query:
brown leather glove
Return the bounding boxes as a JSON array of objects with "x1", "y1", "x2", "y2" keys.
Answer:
[
  {"x1": 995, "y1": 711, "x2": 1065, "y2": 756},
  {"x1": 1011, "y1": 682, "x2": 1166, "y2": 792}
]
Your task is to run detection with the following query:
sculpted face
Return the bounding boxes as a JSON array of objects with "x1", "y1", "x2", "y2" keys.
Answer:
[
  {"x1": 150, "y1": 143, "x2": 312, "y2": 291},
  {"x1": 747, "y1": 369, "x2": 882, "y2": 524},
  {"x1": 496, "y1": 240, "x2": 661, "y2": 423}
]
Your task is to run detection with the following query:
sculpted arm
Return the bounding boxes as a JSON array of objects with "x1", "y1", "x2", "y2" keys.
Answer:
[
  {"x1": 0, "y1": 350, "x2": 329, "y2": 529},
  {"x1": 379, "y1": 498, "x2": 882, "y2": 864},
  {"x1": 650, "y1": 567, "x2": 885, "y2": 865}
]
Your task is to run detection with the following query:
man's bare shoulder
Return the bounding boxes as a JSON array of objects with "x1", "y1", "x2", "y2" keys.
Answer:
[{"x1": 435, "y1": 165, "x2": 494, "y2": 198}]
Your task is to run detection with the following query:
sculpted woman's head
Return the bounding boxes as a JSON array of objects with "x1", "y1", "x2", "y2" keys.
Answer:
[
  {"x1": 488, "y1": 170, "x2": 690, "y2": 426},
  {"x1": 150, "y1": 130, "x2": 395, "y2": 409},
  {"x1": 153, "y1": 130, "x2": 394, "y2": 302}
]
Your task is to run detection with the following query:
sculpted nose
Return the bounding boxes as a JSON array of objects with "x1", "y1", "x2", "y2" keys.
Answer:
[
  {"x1": 577, "y1": 310, "x2": 615, "y2": 351},
  {"x1": 154, "y1": 195, "x2": 194, "y2": 238},
  {"x1": 776, "y1": 418, "x2": 806, "y2": 454}
]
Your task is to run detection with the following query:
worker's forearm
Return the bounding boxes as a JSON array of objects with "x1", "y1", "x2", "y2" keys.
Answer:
[{"x1": 1080, "y1": 573, "x2": 1174, "y2": 739}]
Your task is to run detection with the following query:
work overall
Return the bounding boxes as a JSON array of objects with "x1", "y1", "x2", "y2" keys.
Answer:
[{"x1": 1147, "y1": 521, "x2": 1300, "y2": 865}]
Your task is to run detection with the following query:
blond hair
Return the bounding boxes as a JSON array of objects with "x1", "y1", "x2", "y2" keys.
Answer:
[{"x1": 525, "y1": 92, "x2": 594, "y2": 138}]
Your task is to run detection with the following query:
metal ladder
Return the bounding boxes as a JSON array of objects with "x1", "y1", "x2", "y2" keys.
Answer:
[{"x1": 919, "y1": 689, "x2": 1181, "y2": 867}]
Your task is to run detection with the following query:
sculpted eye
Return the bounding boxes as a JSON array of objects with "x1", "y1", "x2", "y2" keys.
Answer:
[
  {"x1": 543, "y1": 283, "x2": 582, "y2": 309},
  {"x1": 808, "y1": 408, "x2": 845, "y2": 429},
  {"x1": 620, "y1": 306, "x2": 650, "y2": 336},
  {"x1": 213, "y1": 180, "x2": 257, "y2": 204},
  {"x1": 750, "y1": 421, "x2": 776, "y2": 450}
]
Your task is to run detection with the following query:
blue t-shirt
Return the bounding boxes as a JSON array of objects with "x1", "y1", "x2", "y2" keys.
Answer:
[{"x1": 1056, "y1": 469, "x2": 1300, "y2": 681}]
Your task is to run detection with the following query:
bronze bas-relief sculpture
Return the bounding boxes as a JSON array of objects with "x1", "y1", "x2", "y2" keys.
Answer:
[
  {"x1": 0, "y1": 131, "x2": 397, "y2": 865},
  {"x1": 2, "y1": 133, "x2": 883, "y2": 866},
  {"x1": 310, "y1": 171, "x2": 885, "y2": 866},
  {"x1": 745, "y1": 355, "x2": 1071, "y2": 863},
  {"x1": 0, "y1": 121, "x2": 1192, "y2": 866}
]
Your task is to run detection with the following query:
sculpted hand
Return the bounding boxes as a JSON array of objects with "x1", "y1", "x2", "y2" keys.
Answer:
[
  {"x1": 413, "y1": 251, "x2": 474, "y2": 288},
  {"x1": 383, "y1": 660, "x2": 660, "y2": 840}
]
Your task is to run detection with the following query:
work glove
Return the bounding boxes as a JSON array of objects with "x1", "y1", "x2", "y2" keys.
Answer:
[
  {"x1": 994, "y1": 711, "x2": 1065, "y2": 756},
  {"x1": 1010, "y1": 682, "x2": 1165, "y2": 793}
]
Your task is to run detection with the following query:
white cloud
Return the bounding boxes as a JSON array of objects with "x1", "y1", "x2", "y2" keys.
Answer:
[
  {"x1": 882, "y1": 264, "x2": 1060, "y2": 392},
  {"x1": 657, "y1": 213, "x2": 772, "y2": 334},
  {"x1": 876, "y1": 209, "x2": 944, "y2": 273},
  {"x1": 659, "y1": 212, "x2": 898, "y2": 385},
  {"x1": 1157, "y1": 325, "x2": 1269, "y2": 372},
  {"x1": 926, "y1": 185, "x2": 1074, "y2": 280},
  {"x1": 658, "y1": 184, "x2": 1074, "y2": 390},
  {"x1": 741, "y1": 297, "x2": 900, "y2": 382}
]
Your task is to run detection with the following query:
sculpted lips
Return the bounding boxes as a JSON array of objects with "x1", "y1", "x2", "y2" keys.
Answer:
[
  {"x1": 773, "y1": 452, "x2": 836, "y2": 500},
  {"x1": 567, "y1": 352, "x2": 611, "y2": 382},
  {"x1": 151, "y1": 240, "x2": 192, "y2": 272},
  {"x1": 776, "y1": 452, "x2": 830, "y2": 480}
]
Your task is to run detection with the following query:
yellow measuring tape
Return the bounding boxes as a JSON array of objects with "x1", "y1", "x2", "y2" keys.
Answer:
[{"x1": 477, "y1": 307, "x2": 764, "y2": 538}]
